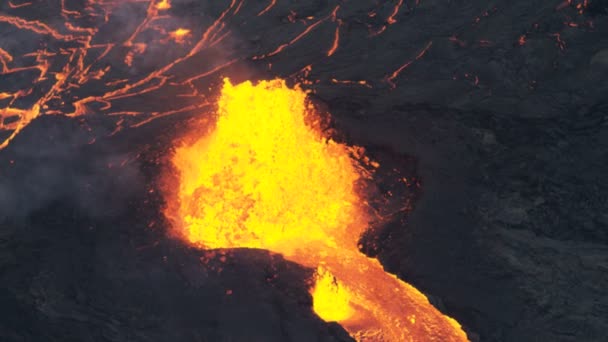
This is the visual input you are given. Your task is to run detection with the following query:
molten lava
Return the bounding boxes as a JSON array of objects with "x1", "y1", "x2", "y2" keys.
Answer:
[
  {"x1": 167, "y1": 79, "x2": 468, "y2": 341},
  {"x1": 169, "y1": 28, "x2": 191, "y2": 44}
]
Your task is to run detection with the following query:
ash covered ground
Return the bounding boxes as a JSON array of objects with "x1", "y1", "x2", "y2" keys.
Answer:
[{"x1": 1, "y1": 0, "x2": 608, "y2": 341}]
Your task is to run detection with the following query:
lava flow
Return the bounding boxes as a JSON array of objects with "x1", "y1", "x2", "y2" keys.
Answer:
[{"x1": 165, "y1": 78, "x2": 468, "y2": 341}]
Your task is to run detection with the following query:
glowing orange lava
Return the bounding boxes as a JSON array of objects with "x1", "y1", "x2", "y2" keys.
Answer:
[
  {"x1": 155, "y1": 0, "x2": 171, "y2": 11},
  {"x1": 166, "y1": 79, "x2": 469, "y2": 341},
  {"x1": 169, "y1": 28, "x2": 191, "y2": 44}
]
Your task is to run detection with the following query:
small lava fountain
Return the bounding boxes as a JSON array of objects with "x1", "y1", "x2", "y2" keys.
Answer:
[{"x1": 165, "y1": 78, "x2": 468, "y2": 341}]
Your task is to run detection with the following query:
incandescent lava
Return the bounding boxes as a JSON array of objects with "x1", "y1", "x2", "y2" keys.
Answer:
[{"x1": 164, "y1": 78, "x2": 469, "y2": 342}]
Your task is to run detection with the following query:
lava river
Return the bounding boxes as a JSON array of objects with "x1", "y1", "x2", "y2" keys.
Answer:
[{"x1": 164, "y1": 78, "x2": 468, "y2": 341}]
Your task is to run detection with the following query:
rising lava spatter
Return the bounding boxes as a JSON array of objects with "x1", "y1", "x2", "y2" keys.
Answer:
[{"x1": 166, "y1": 79, "x2": 468, "y2": 341}]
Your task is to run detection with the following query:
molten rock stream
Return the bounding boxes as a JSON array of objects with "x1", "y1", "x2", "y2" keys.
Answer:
[{"x1": 166, "y1": 79, "x2": 468, "y2": 341}]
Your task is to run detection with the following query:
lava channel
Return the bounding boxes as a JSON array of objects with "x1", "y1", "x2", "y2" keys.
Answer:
[{"x1": 164, "y1": 78, "x2": 468, "y2": 341}]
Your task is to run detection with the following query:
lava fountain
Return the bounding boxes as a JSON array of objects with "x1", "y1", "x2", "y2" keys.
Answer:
[{"x1": 165, "y1": 78, "x2": 468, "y2": 341}]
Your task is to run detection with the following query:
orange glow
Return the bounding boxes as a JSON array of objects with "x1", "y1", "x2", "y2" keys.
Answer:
[
  {"x1": 311, "y1": 267, "x2": 354, "y2": 322},
  {"x1": 169, "y1": 79, "x2": 364, "y2": 255},
  {"x1": 0, "y1": 15, "x2": 71, "y2": 41},
  {"x1": 258, "y1": 0, "x2": 277, "y2": 16},
  {"x1": 169, "y1": 28, "x2": 191, "y2": 44},
  {"x1": 156, "y1": 0, "x2": 171, "y2": 11},
  {"x1": 330, "y1": 79, "x2": 372, "y2": 88},
  {"x1": 387, "y1": 41, "x2": 433, "y2": 89},
  {"x1": 387, "y1": 0, "x2": 404, "y2": 24},
  {"x1": 166, "y1": 79, "x2": 468, "y2": 341},
  {"x1": 252, "y1": 8, "x2": 336, "y2": 60},
  {"x1": 327, "y1": 6, "x2": 342, "y2": 57},
  {"x1": 8, "y1": 1, "x2": 33, "y2": 9}
]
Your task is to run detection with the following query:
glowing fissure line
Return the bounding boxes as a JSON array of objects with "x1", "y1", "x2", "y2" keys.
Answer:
[
  {"x1": 253, "y1": 6, "x2": 338, "y2": 60},
  {"x1": 61, "y1": 0, "x2": 82, "y2": 17},
  {"x1": 258, "y1": 0, "x2": 277, "y2": 16},
  {"x1": 179, "y1": 58, "x2": 240, "y2": 85},
  {"x1": 387, "y1": 41, "x2": 433, "y2": 88},
  {"x1": 208, "y1": 30, "x2": 232, "y2": 48},
  {"x1": 327, "y1": 6, "x2": 342, "y2": 57},
  {"x1": 8, "y1": 1, "x2": 32, "y2": 9},
  {"x1": 0, "y1": 15, "x2": 75, "y2": 41},
  {"x1": 327, "y1": 24, "x2": 340, "y2": 56},
  {"x1": 193, "y1": 0, "x2": 238, "y2": 54},
  {"x1": 124, "y1": 0, "x2": 164, "y2": 47},
  {"x1": 387, "y1": 0, "x2": 404, "y2": 24},
  {"x1": 331, "y1": 79, "x2": 371, "y2": 88},
  {"x1": 233, "y1": 0, "x2": 245, "y2": 15},
  {"x1": 132, "y1": 102, "x2": 211, "y2": 128},
  {"x1": 0, "y1": 48, "x2": 14, "y2": 73}
]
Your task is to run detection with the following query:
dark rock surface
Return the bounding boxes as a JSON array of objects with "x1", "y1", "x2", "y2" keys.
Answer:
[
  {"x1": 0, "y1": 116, "x2": 353, "y2": 342},
  {"x1": 1, "y1": 0, "x2": 608, "y2": 341}
]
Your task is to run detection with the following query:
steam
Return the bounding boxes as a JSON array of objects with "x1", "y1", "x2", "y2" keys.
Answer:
[{"x1": 0, "y1": 116, "x2": 143, "y2": 220}]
